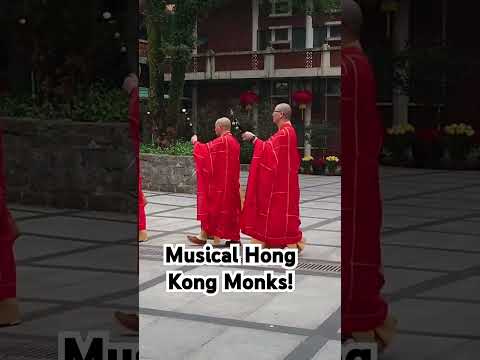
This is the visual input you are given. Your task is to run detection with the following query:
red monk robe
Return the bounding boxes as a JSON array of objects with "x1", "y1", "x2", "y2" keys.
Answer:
[
  {"x1": 241, "y1": 123, "x2": 303, "y2": 248},
  {"x1": 0, "y1": 128, "x2": 20, "y2": 326},
  {"x1": 341, "y1": 46, "x2": 396, "y2": 346},
  {"x1": 192, "y1": 132, "x2": 241, "y2": 242},
  {"x1": 128, "y1": 86, "x2": 147, "y2": 241}
]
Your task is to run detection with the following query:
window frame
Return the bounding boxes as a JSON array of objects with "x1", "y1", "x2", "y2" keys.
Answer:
[
  {"x1": 270, "y1": 80, "x2": 291, "y2": 106},
  {"x1": 269, "y1": 0, "x2": 292, "y2": 17},
  {"x1": 268, "y1": 26, "x2": 293, "y2": 48},
  {"x1": 325, "y1": 21, "x2": 341, "y2": 41}
]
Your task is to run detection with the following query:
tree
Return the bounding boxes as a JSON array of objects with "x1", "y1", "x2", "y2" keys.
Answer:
[{"x1": 143, "y1": 0, "x2": 168, "y2": 141}]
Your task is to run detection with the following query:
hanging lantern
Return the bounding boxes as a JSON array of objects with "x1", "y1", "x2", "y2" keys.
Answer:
[
  {"x1": 239, "y1": 90, "x2": 259, "y2": 111},
  {"x1": 293, "y1": 90, "x2": 313, "y2": 121}
]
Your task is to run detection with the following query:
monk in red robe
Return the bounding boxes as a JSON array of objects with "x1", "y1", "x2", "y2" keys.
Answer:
[
  {"x1": 341, "y1": 0, "x2": 397, "y2": 352},
  {"x1": 240, "y1": 103, "x2": 305, "y2": 252},
  {"x1": 188, "y1": 117, "x2": 241, "y2": 246},
  {"x1": 123, "y1": 73, "x2": 148, "y2": 243},
  {"x1": 0, "y1": 128, "x2": 21, "y2": 327},
  {"x1": 114, "y1": 73, "x2": 145, "y2": 332}
]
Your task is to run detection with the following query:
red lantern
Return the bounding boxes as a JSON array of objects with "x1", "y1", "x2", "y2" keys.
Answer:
[
  {"x1": 293, "y1": 90, "x2": 313, "y2": 120},
  {"x1": 240, "y1": 90, "x2": 259, "y2": 111},
  {"x1": 293, "y1": 90, "x2": 313, "y2": 109}
]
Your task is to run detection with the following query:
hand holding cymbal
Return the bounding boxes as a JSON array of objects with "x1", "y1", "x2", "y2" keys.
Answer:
[{"x1": 241, "y1": 131, "x2": 256, "y2": 142}]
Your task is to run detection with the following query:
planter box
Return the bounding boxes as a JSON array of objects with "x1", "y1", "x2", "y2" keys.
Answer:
[
  {"x1": 1, "y1": 117, "x2": 136, "y2": 213},
  {"x1": 140, "y1": 154, "x2": 197, "y2": 194}
]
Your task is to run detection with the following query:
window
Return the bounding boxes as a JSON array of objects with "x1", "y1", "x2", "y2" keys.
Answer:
[
  {"x1": 270, "y1": 0, "x2": 292, "y2": 17},
  {"x1": 313, "y1": 27, "x2": 327, "y2": 47},
  {"x1": 257, "y1": 30, "x2": 269, "y2": 50},
  {"x1": 271, "y1": 81, "x2": 290, "y2": 105},
  {"x1": 259, "y1": 0, "x2": 271, "y2": 17},
  {"x1": 311, "y1": 79, "x2": 340, "y2": 126},
  {"x1": 269, "y1": 27, "x2": 292, "y2": 48},
  {"x1": 292, "y1": 28, "x2": 306, "y2": 50},
  {"x1": 325, "y1": 22, "x2": 341, "y2": 41},
  {"x1": 274, "y1": 28, "x2": 289, "y2": 41},
  {"x1": 325, "y1": 78, "x2": 340, "y2": 126},
  {"x1": 328, "y1": 25, "x2": 341, "y2": 40},
  {"x1": 271, "y1": 27, "x2": 290, "y2": 43},
  {"x1": 273, "y1": 81, "x2": 289, "y2": 96},
  {"x1": 326, "y1": 78, "x2": 341, "y2": 96}
]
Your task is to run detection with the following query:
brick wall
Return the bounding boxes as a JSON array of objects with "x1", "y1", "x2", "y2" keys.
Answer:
[{"x1": 198, "y1": 1, "x2": 252, "y2": 53}]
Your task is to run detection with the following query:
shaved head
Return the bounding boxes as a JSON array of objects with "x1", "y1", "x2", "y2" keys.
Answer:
[
  {"x1": 275, "y1": 103, "x2": 292, "y2": 120},
  {"x1": 215, "y1": 117, "x2": 231, "y2": 131},
  {"x1": 343, "y1": 0, "x2": 363, "y2": 38}
]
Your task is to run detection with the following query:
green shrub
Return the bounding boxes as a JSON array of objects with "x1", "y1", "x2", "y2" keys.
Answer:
[
  {"x1": 141, "y1": 141, "x2": 193, "y2": 156},
  {"x1": 71, "y1": 82, "x2": 128, "y2": 122},
  {"x1": 0, "y1": 96, "x2": 38, "y2": 118},
  {"x1": 0, "y1": 81, "x2": 128, "y2": 122}
]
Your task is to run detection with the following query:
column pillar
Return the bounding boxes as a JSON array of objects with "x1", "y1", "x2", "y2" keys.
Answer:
[
  {"x1": 305, "y1": 0, "x2": 314, "y2": 49},
  {"x1": 392, "y1": 0, "x2": 410, "y2": 126},
  {"x1": 252, "y1": 0, "x2": 259, "y2": 51}
]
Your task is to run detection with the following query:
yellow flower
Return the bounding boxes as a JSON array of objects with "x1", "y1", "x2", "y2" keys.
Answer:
[
  {"x1": 326, "y1": 156, "x2": 339, "y2": 162},
  {"x1": 399, "y1": 129, "x2": 406, "y2": 135},
  {"x1": 303, "y1": 155, "x2": 313, "y2": 161},
  {"x1": 444, "y1": 125, "x2": 454, "y2": 135},
  {"x1": 466, "y1": 129, "x2": 475, "y2": 136}
]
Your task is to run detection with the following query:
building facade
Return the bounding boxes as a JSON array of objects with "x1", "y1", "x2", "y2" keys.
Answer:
[{"x1": 139, "y1": 0, "x2": 341, "y2": 158}]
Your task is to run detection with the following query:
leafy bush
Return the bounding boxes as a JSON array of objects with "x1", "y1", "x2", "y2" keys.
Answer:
[
  {"x1": 141, "y1": 141, "x2": 193, "y2": 156},
  {"x1": 71, "y1": 82, "x2": 128, "y2": 122},
  {"x1": 0, "y1": 81, "x2": 128, "y2": 122}
]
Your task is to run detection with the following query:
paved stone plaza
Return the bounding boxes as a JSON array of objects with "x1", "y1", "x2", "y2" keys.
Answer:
[
  {"x1": 139, "y1": 172, "x2": 341, "y2": 360},
  {"x1": 379, "y1": 167, "x2": 480, "y2": 360},
  {"x1": 1, "y1": 167, "x2": 479, "y2": 359},
  {"x1": 0, "y1": 207, "x2": 139, "y2": 358}
]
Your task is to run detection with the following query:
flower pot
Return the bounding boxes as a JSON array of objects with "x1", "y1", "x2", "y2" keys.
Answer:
[{"x1": 324, "y1": 167, "x2": 336, "y2": 176}]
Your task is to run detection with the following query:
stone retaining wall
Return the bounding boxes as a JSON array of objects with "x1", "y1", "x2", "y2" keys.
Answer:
[
  {"x1": 141, "y1": 154, "x2": 196, "y2": 194},
  {"x1": 1, "y1": 117, "x2": 136, "y2": 212}
]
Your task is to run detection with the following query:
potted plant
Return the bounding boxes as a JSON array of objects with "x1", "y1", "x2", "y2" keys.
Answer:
[
  {"x1": 412, "y1": 127, "x2": 443, "y2": 168},
  {"x1": 325, "y1": 156, "x2": 340, "y2": 175},
  {"x1": 384, "y1": 122, "x2": 415, "y2": 164},
  {"x1": 301, "y1": 155, "x2": 314, "y2": 174},
  {"x1": 444, "y1": 123, "x2": 475, "y2": 163},
  {"x1": 312, "y1": 157, "x2": 326, "y2": 175}
]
